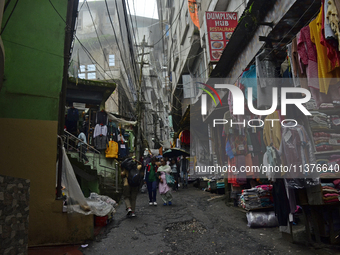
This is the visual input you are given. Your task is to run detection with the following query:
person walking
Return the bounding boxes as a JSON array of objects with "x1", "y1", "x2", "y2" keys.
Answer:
[
  {"x1": 121, "y1": 159, "x2": 143, "y2": 217},
  {"x1": 170, "y1": 159, "x2": 179, "y2": 191},
  {"x1": 77, "y1": 128, "x2": 89, "y2": 164},
  {"x1": 180, "y1": 155, "x2": 189, "y2": 188},
  {"x1": 158, "y1": 158, "x2": 173, "y2": 205},
  {"x1": 144, "y1": 157, "x2": 158, "y2": 205}
]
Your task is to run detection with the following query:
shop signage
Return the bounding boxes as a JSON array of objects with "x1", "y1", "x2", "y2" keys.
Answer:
[{"x1": 205, "y1": 11, "x2": 238, "y2": 63}]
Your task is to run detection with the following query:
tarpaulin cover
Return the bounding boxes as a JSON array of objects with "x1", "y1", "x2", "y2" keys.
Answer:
[{"x1": 57, "y1": 147, "x2": 115, "y2": 216}]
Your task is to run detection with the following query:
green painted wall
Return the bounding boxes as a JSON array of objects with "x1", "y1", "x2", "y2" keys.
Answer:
[{"x1": 0, "y1": 0, "x2": 68, "y2": 121}]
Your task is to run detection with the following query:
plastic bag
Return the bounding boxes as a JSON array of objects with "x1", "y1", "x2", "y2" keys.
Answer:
[
  {"x1": 140, "y1": 183, "x2": 147, "y2": 193},
  {"x1": 166, "y1": 174, "x2": 175, "y2": 187},
  {"x1": 246, "y1": 211, "x2": 279, "y2": 228}
]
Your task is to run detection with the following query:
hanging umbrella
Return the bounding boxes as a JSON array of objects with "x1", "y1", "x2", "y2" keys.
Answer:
[{"x1": 163, "y1": 148, "x2": 190, "y2": 158}]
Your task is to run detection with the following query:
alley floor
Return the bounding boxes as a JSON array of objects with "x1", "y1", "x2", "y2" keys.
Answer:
[{"x1": 81, "y1": 185, "x2": 340, "y2": 255}]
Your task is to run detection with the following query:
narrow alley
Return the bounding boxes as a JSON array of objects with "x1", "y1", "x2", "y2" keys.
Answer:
[{"x1": 82, "y1": 186, "x2": 337, "y2": 255}]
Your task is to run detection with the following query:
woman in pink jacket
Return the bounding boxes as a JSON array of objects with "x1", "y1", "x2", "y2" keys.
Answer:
[{"x1": 158, "y1": 159, "x2": 173, "y2": 205}]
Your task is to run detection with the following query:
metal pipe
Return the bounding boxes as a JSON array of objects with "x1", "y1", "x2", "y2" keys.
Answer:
[{"x1": 56, "y1": 136, "x2": 63, "y2": 199}]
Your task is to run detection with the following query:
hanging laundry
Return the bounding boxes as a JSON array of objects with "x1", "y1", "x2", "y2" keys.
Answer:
[
  {"x1": 327, "y1": 0, "x2": 340, "y2": 51},
  {"x1": 297, "y1": 26, "x2": 319, "y2": 90},
  {"x1": 256, "y1": 49, "x2": 279, "y2": 109},
  {"x1": 105, "y1": 140, "x2": 118, "y2": 158},
  {"x1": 263, "y1": 111, "x2": 282, "y2": 149},
  {"x1": 321, "y1": 0, "x2": 340, "y2": 73},
  {"x1": 240, "y1": 65, "x2": 257, "y2": 101},
  {"x1": 310, "y1": 5, "x2": 340, "y2": 94}
]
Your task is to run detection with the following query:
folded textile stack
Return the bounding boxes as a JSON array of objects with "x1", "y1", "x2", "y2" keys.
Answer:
[
  {"x1": 309, "y1": 112, "x2": 330, "y2": 130},
  {"x1": 240, "y1": 188, "x2": 262, "y2": 210},
  {"x1": 313, "y1": 132, "x2": 340, "y2": 152},
  {"x1": 256, "y1": 185, "x2": 274, "y2": 208},
  {"x1": 322, "y1": 185, "x2": 339, "y2": 204}
]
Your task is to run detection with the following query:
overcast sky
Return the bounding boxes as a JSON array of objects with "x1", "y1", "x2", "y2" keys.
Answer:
[{"x1": 79, "y1": 0, "x2": 158, "y2": 19}]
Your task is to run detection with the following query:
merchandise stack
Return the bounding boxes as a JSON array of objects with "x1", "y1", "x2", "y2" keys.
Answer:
[
  {"x1": 240, "y1": 188, "x2": 261, "y2": 210},
  {"x1": 322, "y1": 180, "x2": 340, "y2": 204},
  {"x1": 240, "y1": 185, "x2": 274, "y2": 210},
  {"x1": 256, "y1": 185, "x2": 274, "y2": 208}
]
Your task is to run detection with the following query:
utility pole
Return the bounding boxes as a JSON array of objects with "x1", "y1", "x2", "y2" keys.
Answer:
[{"x1": 136, "y1": 35, "x2": 146, "y2": 160}]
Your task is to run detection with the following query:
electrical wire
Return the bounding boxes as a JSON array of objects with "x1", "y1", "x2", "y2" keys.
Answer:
[
  {"x1": 1, "y1": 0, "x2": 19, "y2": 35},
  {"x1": 48, "y1": 0, "x2": 132, "y2": 114},
  {"x1": 48, "y1": 0, "x2": 118, "y2": 82},
  {"x1": 125, "y1": 0, "x2": 139, "y2": 49},
  {"x1": 105, "y1": 0, "x2": 137, "y2": 93},
  {"x1": 132, "y1": 0, "x2": 140, "y2": 44},
  {"x1": 85, "y1": 0, "x2": 112, "y2": 79},
  {"x1": 121, "y1": 0, "x2": 140, "y2": 87}
]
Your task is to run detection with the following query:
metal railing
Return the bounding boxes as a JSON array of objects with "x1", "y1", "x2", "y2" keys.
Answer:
[
  {"x1": 61, "y1": 130, "x2": 101, "y2": 168},
  {"x1": 98, "y1": 163, "x2": 119, "y2": 193}
]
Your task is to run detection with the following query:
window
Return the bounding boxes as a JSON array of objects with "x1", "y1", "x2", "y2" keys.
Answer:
[
  {"x1": 87, "y1": 64, "x2": 96, "y2": 72},
  {"x1": 88, "y1": 72, "x2": 96, "y2": 79},
  {"x1": 109, "y1": 54, "x2": 115, "y2": 66},
  {"x1": 78, "y1": 64, "x2": 96, "y2": 80}
]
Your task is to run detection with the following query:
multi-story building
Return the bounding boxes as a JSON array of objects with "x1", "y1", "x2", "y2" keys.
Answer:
[
  {"x1": 71, "y1": 0, "x2": 171, "y2": 156},
  {"x1": 71, "y1": 0, "x2": 139, "y2": 119},
  {"x1": 161, "y1": 0, "x2": 247, "y2": 130}
]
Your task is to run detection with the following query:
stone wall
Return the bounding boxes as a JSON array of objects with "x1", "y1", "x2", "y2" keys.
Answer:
[{"x1": 0, "y1": 175, "x2": 30, "y2": 255}]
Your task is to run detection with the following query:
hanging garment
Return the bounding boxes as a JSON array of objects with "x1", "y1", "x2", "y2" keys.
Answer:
[
  {"x1": 223, "y1": 111, "x2": 232, "y2": 135},
  {"x1": 67, "y1": 107, "x2": 79, "y2": 122},
  {"x1": 129, "y1": 132, "x2": 135, "y2": 151},
  {"x1": 263, "y1": 111, "x2": 282, "y2": 149},
  {"x1": 118, "y1": 142, "x2": 129, "y2": 158},
  {"x1": 327, "y1": 0, "x2": 340, "y2": 51},
  {"x1": 322, "y1": 0, "x2": 340, "y2": 70},
  {"x1": 256, "y1": 49, "x2": 279, "y2": 109},
  {"x1": 180, "y1": 130, "x2": 190, "y2": 145},
  {"x1": 310, "y1": 6, "x2": 340, "y2": 94},
  {"x1": 235, "y1": 155, "x2": 247, "y2": 184},
  {"x1": 248, "y1": 131, "x2": 262, "y2": 153},
  {"x1": 225, "y1": 139, "x2": 234, "y2": 159},
  {"x1": 107, "y1": 123, "x2": 118, "y2": 142},
  {"x1": 93, "y1": 124, "x2": 108, "y2": 138},
  {"x1": 287, "y1": 42, "x2": 301, "y2": 88},
  {"x1": 96, "y1": 110, "x2": 108, "y2": 125},
  {"x1": 94, "y1": 135, "x2": 108, "y2": 150},
  {"x1": 229, "y1": 135, "x2": 248, "y2": 155},
  {"x1": 273, "y1": 179, "x2": 290, "y2": 226},
  {"x1": 297, "y1": 26, "x2": 319, "y2": 90},
  {"x1": 240, "y1": 65, "x2": 257, "y2": 101},
  {"x1": 279, "y1": 124, "x2": 316, "y2": 178},
  {"x1": 105, "y1": 140, "x2": 118, "y2": 158}
]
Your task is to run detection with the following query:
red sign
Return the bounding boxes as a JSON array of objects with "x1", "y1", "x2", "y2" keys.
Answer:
[{"x1": 206, "y1": 12, "x2": 238, "y2": 63}]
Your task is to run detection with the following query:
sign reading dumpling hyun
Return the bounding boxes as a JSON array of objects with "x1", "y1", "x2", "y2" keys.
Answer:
[{"x1": 206, "y1": 12, "x2": 238, "y2": 62}]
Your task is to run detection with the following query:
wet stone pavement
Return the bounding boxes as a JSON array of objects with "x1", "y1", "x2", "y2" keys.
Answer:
[{"x1": 81, "y1": 185, "x2": 340, "y2": 255}]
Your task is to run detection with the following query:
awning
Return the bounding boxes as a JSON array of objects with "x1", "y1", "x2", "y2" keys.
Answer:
[
  {"x1": 108, "y1": 113, "x2": 137, "y2": 126},
  {"x1": 66, "y1": 77, "x2": 116, "y2": 105}
]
